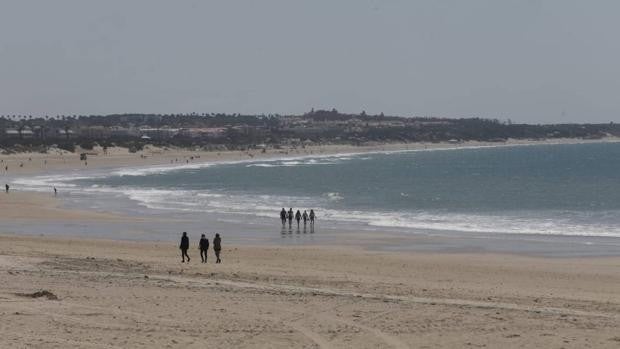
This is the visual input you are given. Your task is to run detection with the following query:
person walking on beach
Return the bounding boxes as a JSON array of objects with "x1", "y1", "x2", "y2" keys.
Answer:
[
  {"x1": 295, "y1": 210, "x2": 301, "y2": 229},
  {"x1": 287, "y1": 208, "x2": 294, "y2": 228},
  {"x1": 280, "y1": 208, "x2": 287, "y2": 226},
  {"x1": 213, "y1": 233, "x2": 222, "y2": 264},
  {"x1": 302, "y1": 210, "x2": 309, "y2": 227},
  {"x1": 309, "y1": 209, "x2": 315, "y2": 225},
  {"x1": 199, "y1": 234, "x2": 209, "y2": 263},
  {"x1": 5, "y1": 184, "x2": 9, "y2": 193},
  {"x1": 53, "y1": 187, "x2": 57, "y2": 196},
  {"x1": 179, "y1": 232, "x2": 191, "y2": 263}
]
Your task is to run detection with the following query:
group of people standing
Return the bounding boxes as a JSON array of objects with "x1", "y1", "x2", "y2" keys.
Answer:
[
  {"x1": 179, "y1": 232, "x2": 222, "y2": 264},
  {"x1": 280, "y1": 208, "x2": 315, "y2": 229}
]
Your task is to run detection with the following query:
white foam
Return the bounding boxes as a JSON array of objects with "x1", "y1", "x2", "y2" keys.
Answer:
[
  {"x1": 325, "y1": 192, "x2": 344, "y2": 201},
  {"x1": 245, "y1": 156, "x2": 355, "y2": 168},
  {"x1": 111, "y1": 162, "x2": 217, "y2": 177},
  {"x1": 246, "y1": 163, "x2": 278, "y2": 168},
  {"x1": 108, "y1": 153, "x2": 356, "y2": 175},
  {"x1": 73, "y1": 183, "x2": 620, "y2": 238},
  {"x1": 11, "y1": 173, "x2": 106, "y2": 190}
]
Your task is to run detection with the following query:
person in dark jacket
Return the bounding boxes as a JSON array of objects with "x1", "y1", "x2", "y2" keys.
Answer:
[
  {"x1": 179, "y1": 232, "x2": 190, "y2": 263},
  {"x1": 213, "y1": 233, "x2": 222, "y2": 264},
  {"x1": 295, "y1": 210, "x2": 302, "y2": 229},
  {"x1": 287, "y1": 208, "x2": 294, "y2": 228},
  {"x1": 280, "y1": 208, "x2": 287, "y2": 226},
  {"x1": 302, "y1": 210, "x2": 309, "y2": 226},
  {"x1": 309, "y1": 209, "x2": 316, "y2": 225},
  {"x1": 199, "y1": 234, "x2": 209, "y2": 263}
]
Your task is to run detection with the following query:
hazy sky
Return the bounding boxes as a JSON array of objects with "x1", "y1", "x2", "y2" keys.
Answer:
[{"x1": 1, "y1": 0, "x2": 619, "y2": 123}]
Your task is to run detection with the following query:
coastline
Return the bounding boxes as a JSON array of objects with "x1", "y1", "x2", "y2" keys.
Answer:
[
  {"x1": 2, "y1": 137, "x2": 620, "y2": 177},
  {"x1": 2, "y1": 137, "x2": 620, "y2": 257}
]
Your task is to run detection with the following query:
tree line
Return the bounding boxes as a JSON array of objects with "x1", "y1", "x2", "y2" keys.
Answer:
[{"x1": 1, "y1": 111, "x2": 619, "y2": 153}]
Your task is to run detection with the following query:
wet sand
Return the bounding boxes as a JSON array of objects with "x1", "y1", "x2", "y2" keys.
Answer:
[
  {"x1": 1, "y1": 191, "x2": 619, "y2": 258},
  {"x1": 0, "y1": 191, "x2": 127, "y2": 221}
]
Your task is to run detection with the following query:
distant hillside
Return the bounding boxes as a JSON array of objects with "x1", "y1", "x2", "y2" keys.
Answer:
[{"x1": 1, "y1": 111, "x2": 619, "y2": 153}]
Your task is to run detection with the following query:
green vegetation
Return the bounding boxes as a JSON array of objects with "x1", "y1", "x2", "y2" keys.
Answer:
[{"x1": 1, "y1": 111, "x2": 618, "y2": 153}]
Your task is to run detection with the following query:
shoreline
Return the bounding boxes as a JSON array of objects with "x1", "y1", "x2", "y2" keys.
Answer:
[
  {"x1": 2, "y1": 189, "x2": 620, "y2": 258},
  {"x1": 1, "y1": 138, "x2": 620, "y2": 258},
  {"x1": 2, "y1": 137, "x2": 620, "y2": 178}
]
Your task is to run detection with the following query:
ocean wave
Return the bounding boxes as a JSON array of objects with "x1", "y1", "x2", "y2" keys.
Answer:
[
  {"x1": 245, "y1": 156, "x2": 361, "y2": 168},
  {"x1": 62, "y1": 184, "x2": 620, "y2": 238},
  {"x1": 312, "y1": 208, "x2": 620, "y2": 237},
  {"x1": 111, "y1": 162, "x2": 217, "y2": 177},
  {"x1": 12, "y1": 172, "x2": 620, "y2": 237},
  {"x1": 11, "y1": 173, "x2": 106, "y2": 189},
  {"x1": 325, "y1": 192, "x2": 344, "y2": 201},
  {"x1": 245, "y1": 163, "x2": 279, "y2": 168},
  {"x1": 107, "y1": 153, "x2": 363, "y2": 176}
]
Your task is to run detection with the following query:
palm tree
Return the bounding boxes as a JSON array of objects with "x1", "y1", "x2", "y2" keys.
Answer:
[
  {"x1": 17, "y1": 122, "x2": 25, "y2": 139},
  {"x1": 39, "y1": 124, "x2": 46, "y2": 140},
  {"x1": 64, "y1": 124, "x2": 71, "y2": 140}
]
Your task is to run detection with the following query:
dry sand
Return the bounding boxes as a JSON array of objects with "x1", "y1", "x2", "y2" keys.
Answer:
[{"x1": 0, "y1": 234, "x2": 619, "y2": 348}]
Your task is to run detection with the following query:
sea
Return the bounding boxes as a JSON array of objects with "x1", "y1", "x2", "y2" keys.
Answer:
[{"x1": 9, "y1": 142, "x2": 620, "y2": 256}]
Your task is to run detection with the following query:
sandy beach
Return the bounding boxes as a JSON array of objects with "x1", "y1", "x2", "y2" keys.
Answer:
[
  {"x1": 0, "y1": 234, "x2": 619, "y2": 348},
  {"x1": 1, "y1": 142, "x2": 433, "y2": 177},
  {"x1": 1, "y1": 139, "x2": 620, "y2": 348}
]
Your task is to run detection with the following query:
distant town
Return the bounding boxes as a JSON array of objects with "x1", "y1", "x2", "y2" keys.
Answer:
[{"x1": 1, "y1": 110, "x2": 619, "y2": 153}]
